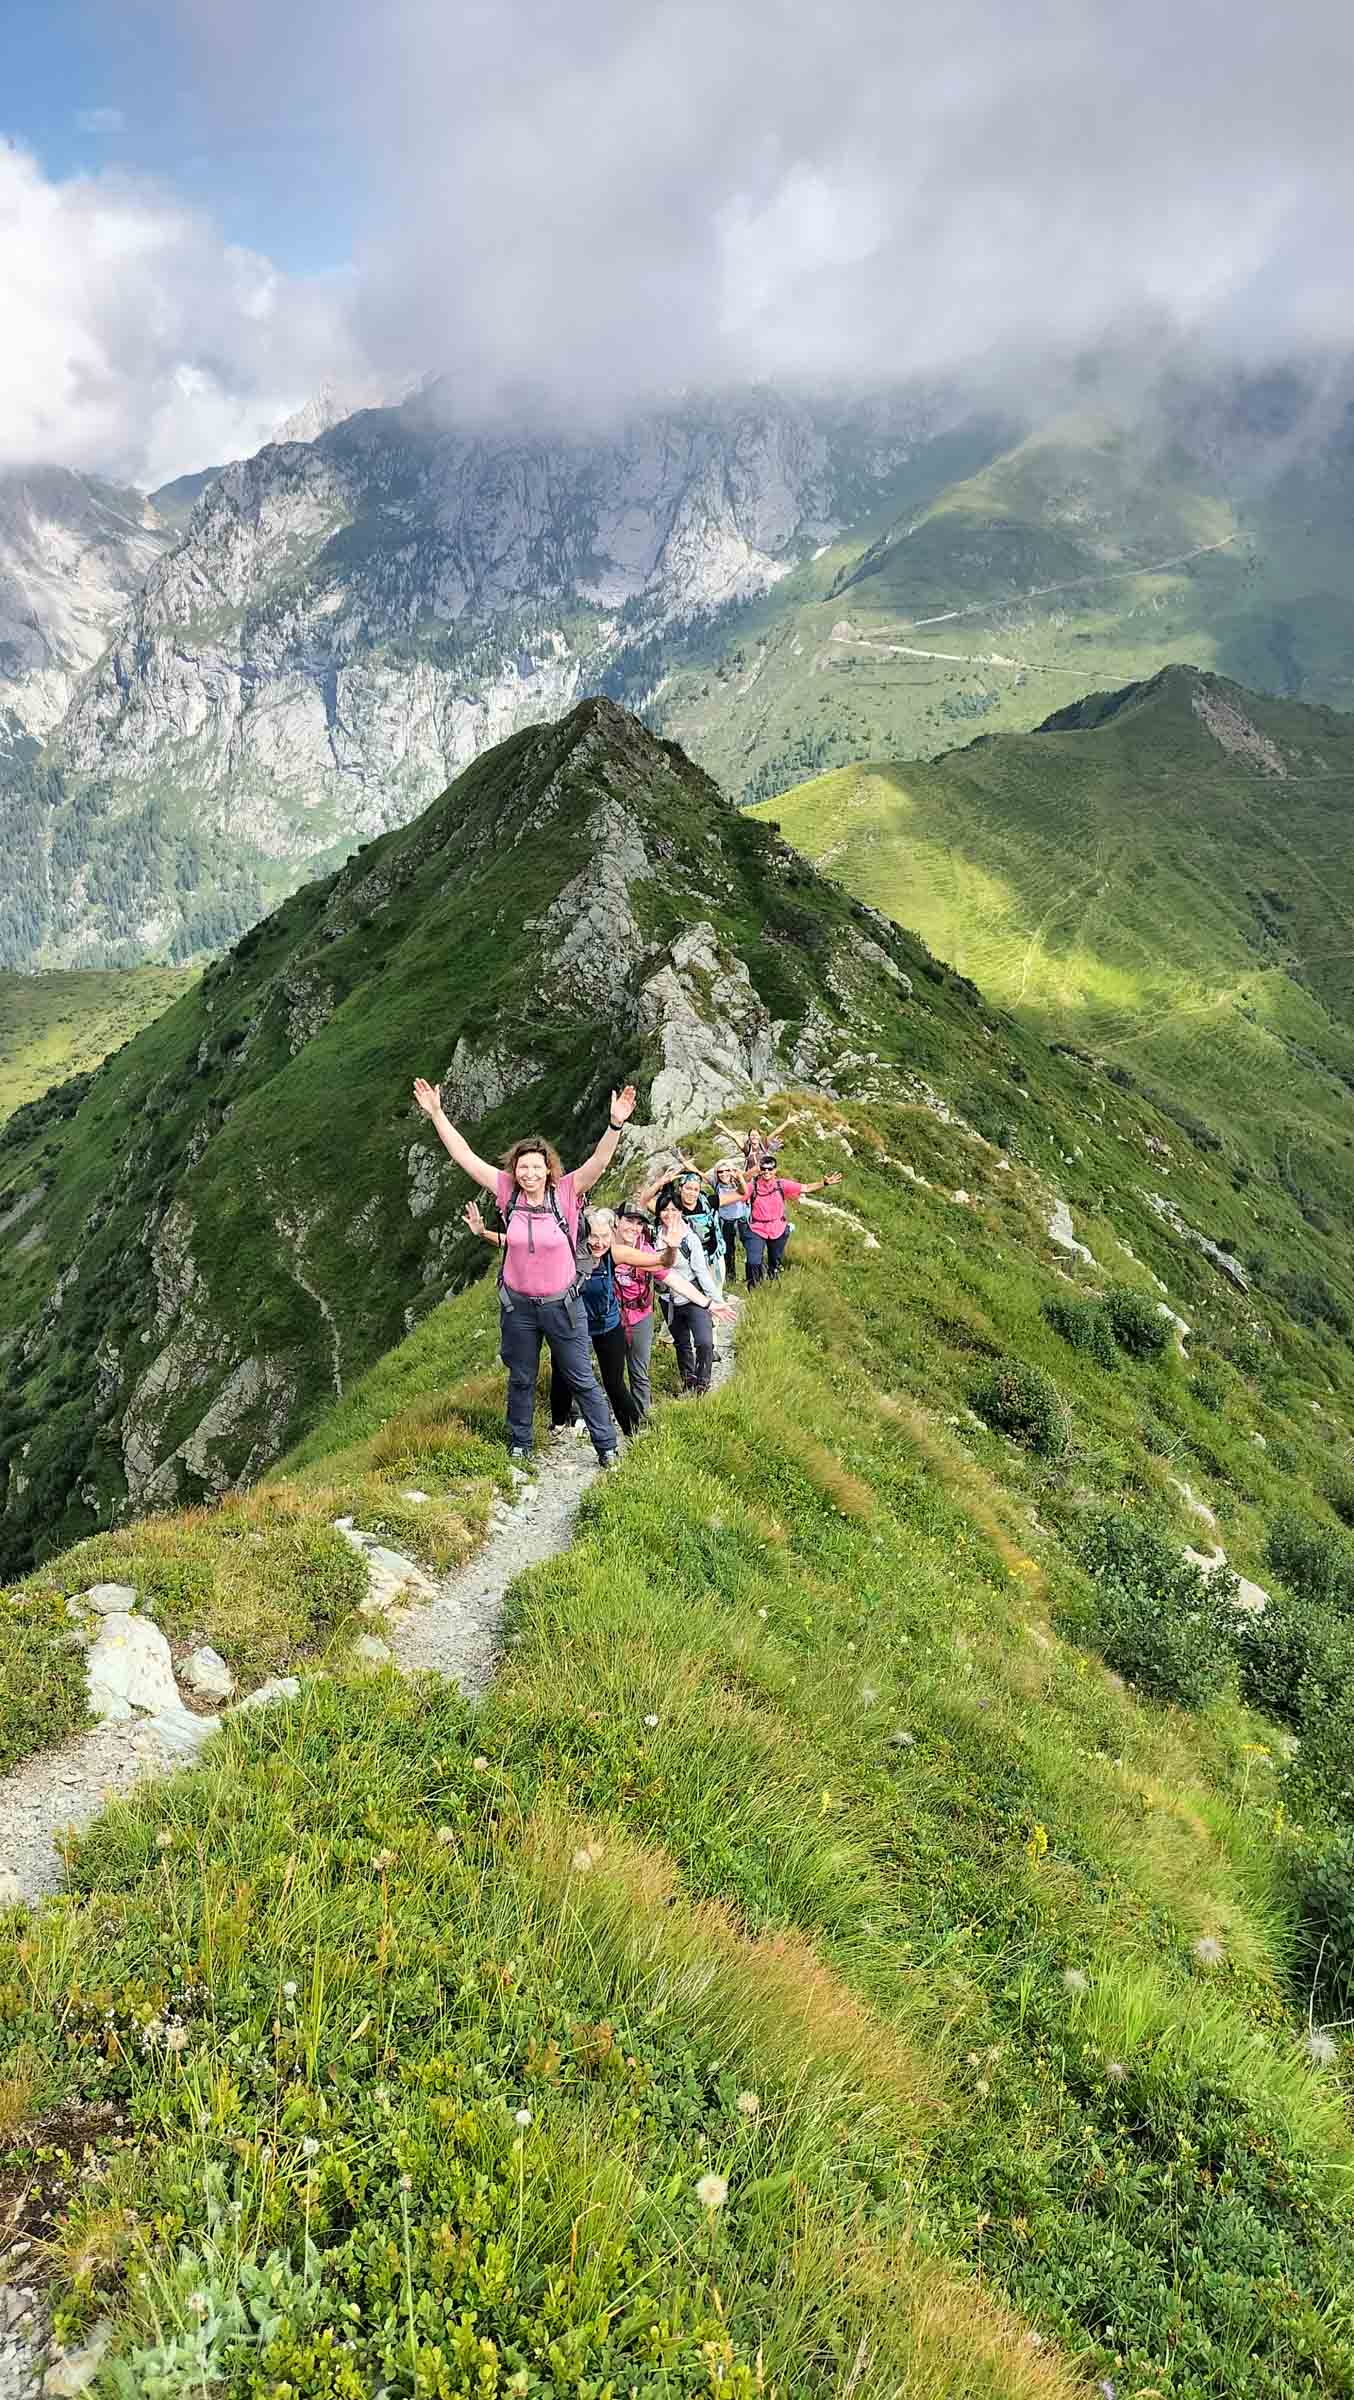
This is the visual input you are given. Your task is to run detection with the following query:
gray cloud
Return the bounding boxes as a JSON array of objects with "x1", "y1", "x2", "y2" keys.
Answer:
[{"x1": 11, "y1": 0, "x2": 1354, "y2": 479}]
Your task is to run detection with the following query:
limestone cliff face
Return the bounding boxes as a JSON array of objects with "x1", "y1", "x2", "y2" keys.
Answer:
[
  {"x1": 0, "y1": 469, "x2": 173, "y2": 754},
  {"x1": 20, "y1": 390, "x2": 924, "y2": 961}
]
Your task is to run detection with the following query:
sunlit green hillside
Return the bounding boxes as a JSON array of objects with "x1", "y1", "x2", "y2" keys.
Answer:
[
  {"x1": 758, "y1": 665, "x2": 1354, "y2": 1207},
  {"x1": 0, "y1": 967, "x2": 197, "y2": 1125}
]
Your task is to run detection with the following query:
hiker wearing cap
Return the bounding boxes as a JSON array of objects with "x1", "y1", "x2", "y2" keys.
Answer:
[
  {"x1": 465, "y1": 1200, "x2": 719, "y2": 1436},
  {"x1": 413, "y1": 1074, "x2": 636, "y2": 1465},
  {"x1": 713, "y1": 1157, "x2": 749, "y2": 1285},
  {"x1": 657, "y1": 1195, "x2": 726, "y2": 1394},
  {"x1": 744, "y1": 1160, "x2": 842, "y2": 1287},
  {"x1": 612, "y1": 1199, "x2": 668, "y2": 1420}
]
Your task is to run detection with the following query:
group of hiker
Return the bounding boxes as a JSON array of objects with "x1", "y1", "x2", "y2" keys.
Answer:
[{"x1": 411, "y1": 1077, "x2": 841, "y2": 1466}]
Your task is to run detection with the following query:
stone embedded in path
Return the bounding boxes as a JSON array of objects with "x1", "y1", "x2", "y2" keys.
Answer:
[
  {"x1": 182, "y1": 1644, "x2": 235, "y2": 1702},
  {"x1": 85, "y1": 1612, "x2": 183, "y2": 1722},
  {"x1": 333, "y1": 1522, "x2": 439, "y2": 1614}
]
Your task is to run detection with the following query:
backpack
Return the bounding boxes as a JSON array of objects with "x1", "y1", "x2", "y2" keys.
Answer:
[{"x1": 497, "y1": 1183, "x2": 582, "y2": 1298}]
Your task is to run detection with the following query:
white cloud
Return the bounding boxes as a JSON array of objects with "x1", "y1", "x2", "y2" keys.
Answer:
[{"x1": 0, "y1": 143, "x2": 360, "y2": 485}]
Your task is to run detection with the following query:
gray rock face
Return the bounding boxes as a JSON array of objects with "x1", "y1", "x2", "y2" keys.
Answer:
[
  {"x1": 0, "y1": 469, "x2": 172, "y2": 753},
  {"x1": 638, "y1": 924, "x2": 778, "y2": 1140},
  {"x1": 21, "y1": 390, "x2": 926, "y2": 963}
]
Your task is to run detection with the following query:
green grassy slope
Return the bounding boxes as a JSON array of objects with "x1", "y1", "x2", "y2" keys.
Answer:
[
  {"x1": 0, "y1": 699, "x2": 941, "y2": 1574},
  {"x1": 643, "y1": 410, "x2": 1354, "y2": 804},
  {"x1": 0, "y1": 967, "x2": 197, "y2": 1126},
  {"x1": 759, "y1": 665, "x2": 1354, "y2": 1234},
  {"x1": 5, "y1": 1073, "x2": 1354, "y2": 2396}
]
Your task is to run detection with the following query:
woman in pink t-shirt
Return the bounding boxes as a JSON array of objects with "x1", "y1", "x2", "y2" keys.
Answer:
[
  {"x1": 744, "y1": 1162, "x2": 842, "y2": 1287},
  {"x1": 412, "y1": 1073, "x2": 637, "y2": 1464}
]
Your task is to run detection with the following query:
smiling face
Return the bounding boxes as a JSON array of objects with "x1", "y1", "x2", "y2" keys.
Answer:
[
  {"x1": 616, "y1": 1208, "x2": 645, "y2": 1243},
  {"x1": 659, "y1": 1201, "x2": 685, "y2": 1239},
  {"x1": 678, "y1": 1174, "x2": 701, "y2": 1207},
  {"x1": 514, "y1": 1149, "x2": 549, "y2": 1203}
]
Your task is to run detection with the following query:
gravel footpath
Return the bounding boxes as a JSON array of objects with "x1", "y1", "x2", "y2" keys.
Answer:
[{"x1": 0, "y1": 1710, "x2": 216, "y2": 1910}]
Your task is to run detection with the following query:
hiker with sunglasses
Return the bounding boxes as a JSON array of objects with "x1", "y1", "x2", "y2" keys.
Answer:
[
  {"x1": 412, "y1": 1075, "x2": 636, "y2": 1465},
  {"x1": 744, "y1": 1159, "x2": 842, "y2": 1287}
]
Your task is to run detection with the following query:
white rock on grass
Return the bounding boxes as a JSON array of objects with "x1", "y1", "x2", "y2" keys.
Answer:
[
  {"x1": 182, "y1": 1644, "x2": 235, "y2": 1702},
  {"x1": 231, "y1": 1675, "x2": 301, "y2": 1714},
  {"x1": 400, "y1": 1489, "x2": 431, "y2": 1504},
  {"x1": 1048, "y1": 1199, "x2": 1095, "y2": 1265},
  {"x1": 84, "y1": 1583, "x2": 139, "y2": 1615},
  {"x1": 1171, "y1": 1476, "x2": 1217, "y2": 1533},
  {"x1": 85, "y1": 1612, "x2": 182, "y2": 1722},
  {"x1": 1184, "y1": 1543, "x2": 1270, "y2": 1617},
  {"x1": 333, "y1": 1522, "x2": 438, "y2": 1616},
  {"x1": 43, "y1": 2317, "x2": 112, "y2": 2395},
  {"x1": 0, "y1": 1864, "x2": 22, "y2": 1906},
  {"x1": 351, "y1": 1634, "x2": 393, "y2": 1671}
]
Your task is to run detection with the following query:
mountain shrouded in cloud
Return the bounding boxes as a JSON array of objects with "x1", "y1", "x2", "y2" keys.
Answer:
[{"x1": 6, "y1": 0, "x2": 1354, "y2": 482}]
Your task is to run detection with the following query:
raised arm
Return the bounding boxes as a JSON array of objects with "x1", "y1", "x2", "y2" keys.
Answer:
[
  {"x1": 799, "y1": 1173, "x2": 843, "y2": 1196},
  {"x1": 413, "y1": 1078, "x2": 498, "y2": 1193},
  {"x1": 572, "y1": 1084, "x2": 637, "y2": 1196},
  {"x1": 463, "y1": 1198, "x2": 504, "y2": 1249}
]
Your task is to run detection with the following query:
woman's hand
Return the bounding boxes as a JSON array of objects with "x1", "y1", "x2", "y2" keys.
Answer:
[
  {"x1": 463, "y1": 1199, "x2": 488, "y2": 1236},
  {"x1": 711, "y1": 1301, "x2": 737, "y2": 1322},
  {"x1": 413, "y1": 1076, "x2": 443, "y2": 1119},
  {"x1": 609, "y1": 1084, "x2": 638, "y2": 1127},
  {"x1": 824, "y1": 1171, "x2": 842, "y2": 1187}
]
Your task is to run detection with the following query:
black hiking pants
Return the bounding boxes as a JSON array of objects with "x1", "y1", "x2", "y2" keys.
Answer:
[{"x1": 551, "y1": 1321, "x2": 641, "y2": 1438}]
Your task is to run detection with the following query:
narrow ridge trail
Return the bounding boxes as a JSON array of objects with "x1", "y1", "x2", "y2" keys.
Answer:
[{"x1": 0, "y1": 1309, "x2": 743, "y2": 1909}]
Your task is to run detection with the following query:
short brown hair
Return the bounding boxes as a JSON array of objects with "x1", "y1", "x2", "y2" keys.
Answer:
[{"x1": 502, "y1": 1134, "x2": 563, "y2": 1187}]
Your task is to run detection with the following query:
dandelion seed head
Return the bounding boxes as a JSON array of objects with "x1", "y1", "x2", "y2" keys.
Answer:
[
  {"x1": 570, "y1": 1848, "x2": 594, "y2": 1873},
  {"x1": 756, "y1": 1608, "x2": 768, "y2": 1621},
  {"x1": 514, "y1": 2107, "x2": 532, "y2": 2128},
  {"x1": 472, "y1": 1756, "x2": 489, "y2": 1773},
  {"x1": 643, "y1": 1713, "x2": 659, "y2": 1728},
  {"x1": 861, "y1": 1685, "x2": 878, "y2": 1707},
  {"x1": 1304, "y1": 2030, "x2": 1338, "y2": 2067},
  {"x1": 187, "y1": 2291, "x2": 208, "y2": 2318},
  {"x1": 1106, "y1": 2059, "x2": 1127, "y2": 2082},
  {"x1": 164, "y1": 2023, "x2": 189, "y2": 2053},
  {"x1": 301, "y1": 2136, "x2": 320, "y2": 2157},
  {"x1": 1061, "y1": 1967, "x2": 1090, "y2": 1996},
  {"x1": 155, "y1": 1830, "x2": 173, "y2": 1849},
  {"x1": 282, "y1": 1981, "x2": 298, "y2": 2000},
  {"x1": 372, "y1": 1848, "x2": 395, "y2": 1872},
  {"x1": 735, "y1": 2091, "x2": 760, "y2": 2118},
  {"x1": 1193, "y1": 1934, "x2": 1225, "y2": 1970},
  {"x1": 695, "y1": 2172, "x2": 728, "y2": 2210}
]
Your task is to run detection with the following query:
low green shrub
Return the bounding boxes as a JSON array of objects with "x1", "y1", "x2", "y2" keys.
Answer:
[
  {"x1": 1293, "y1": 1831, "x2": 1354, "y2": 2011},
  {"x1": 970, "y1": 1357, "x2": 1069, "y2": 1455},
  {"x1": 1326, "y1": 1470, "x2": 1354, "y2": 1529},
  {"x1": 1266, "y1": 1509, "x2": 1354, "y2": 1618},
  {"x1": 1072, "y1": 1510, "x2": 1236, "y2": 1708},
  {"x1": 1227, "y1": 1590, "x2": 1344, "y2": 1729},
  {"x1": 1275, "y1": 1270, "x2": 1351, "y2": 1337},
  {"x1": 1190, "y1": 1365, "x2": 1228, "y2": 1415},
  {"x1": 1042, "y1": 1295, "x2": 1118, "y2": 1368},
  {"x1": 1104, "y1": 1286, "x2": 1171, "y2": 1360}
]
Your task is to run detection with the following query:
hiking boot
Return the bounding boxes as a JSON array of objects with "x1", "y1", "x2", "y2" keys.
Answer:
[
  {"x1": 598, "y1": 1450, "x2": 622, "y2": 1472},
  {"x1": 508, "y1": 1445, "x2": 533, "y2": 1463}
]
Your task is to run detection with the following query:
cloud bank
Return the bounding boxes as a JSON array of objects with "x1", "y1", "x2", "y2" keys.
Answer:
[
  {"x1": 7, "y1": 0, "x2": 1354, "y2": 480},
  {"x1": 0, "y1": 142, "x2": 358, "y2": 485}
]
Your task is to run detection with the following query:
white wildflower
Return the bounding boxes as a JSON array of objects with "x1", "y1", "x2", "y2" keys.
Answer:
[
  {"x1": 1192, "y1": 1934, "x2": 1225, "y2": 1970},
  {"x1": 164, "y1": 2023, "x2": 189, "y2": 2054},
  {"x1": 1061, "y1": 1968, "x2": 1090, "y2": 1996},
  {"x1": 435, "y1": 1825, "x2": 455, "y2": 1845},
  {"x1": 735, "y1": 2092, "x2": 760, "y2": 2119},
  {"x1": 514, "y1": 2107, "x2": 532, "y2": 2128},
  {"x1": 156, "y1": 1830, "x2": 173, "y2": 1850},
  {"x1": 695, "y1": 2172, "x2": 728, "y2": 2210},
  {"x1": 756, "y1": 1608, "x2": 768, "y2": 1621},
  {"x1": 570, "y1": 1848, "x2": 594, "y2": 1873},
  {"x1": 1106, "y1": 2060, "x2": 1127, "y2": 2083},
  {"x1": 372, "y1": 1848, "x2": 396, "y2": 1872},
  {"x1": 643, "y1": 1714, "x2": 659, "y2": 1729},
  {"x1": 301, "y1": 2136, "x2": 320, "y2": 2158},
  {"x1": 472, "y1": 1756, "x2": 489, "y2": 1773},
  {"x1": 187, "y1": 2292, "x2": 208, "y2": 2319},
  {"x1": 282, "y1": 1981, "x2": 298, "y2": 2001}
]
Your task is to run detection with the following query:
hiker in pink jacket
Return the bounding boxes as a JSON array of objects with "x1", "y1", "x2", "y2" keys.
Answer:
[{"x1": 743, "y1": 1161, "x2": 841, "y2": 1287}]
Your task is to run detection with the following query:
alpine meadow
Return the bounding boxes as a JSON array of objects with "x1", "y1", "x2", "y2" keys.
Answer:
[{"x1": 9, "y1": 3, "x2": 1354, "y2": 2387}]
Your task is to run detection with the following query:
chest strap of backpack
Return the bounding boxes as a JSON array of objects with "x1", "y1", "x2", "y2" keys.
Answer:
[{"x1": 498, "y1": 1183, "x2": 583, "y2": 1303}]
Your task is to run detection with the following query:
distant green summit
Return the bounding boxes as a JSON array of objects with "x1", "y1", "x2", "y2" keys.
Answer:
[{"x1": 758, "y1": 663, "x2": 1354, "y2": 1234}]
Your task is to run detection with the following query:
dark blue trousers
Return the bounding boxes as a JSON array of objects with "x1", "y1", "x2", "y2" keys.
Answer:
[
  {"x1": 498, "y1": 1289, "x2": 616, "y2": 1457},
  {"x1": 743, "y1": 1228, "x2": 790, "y2": 1287}
]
